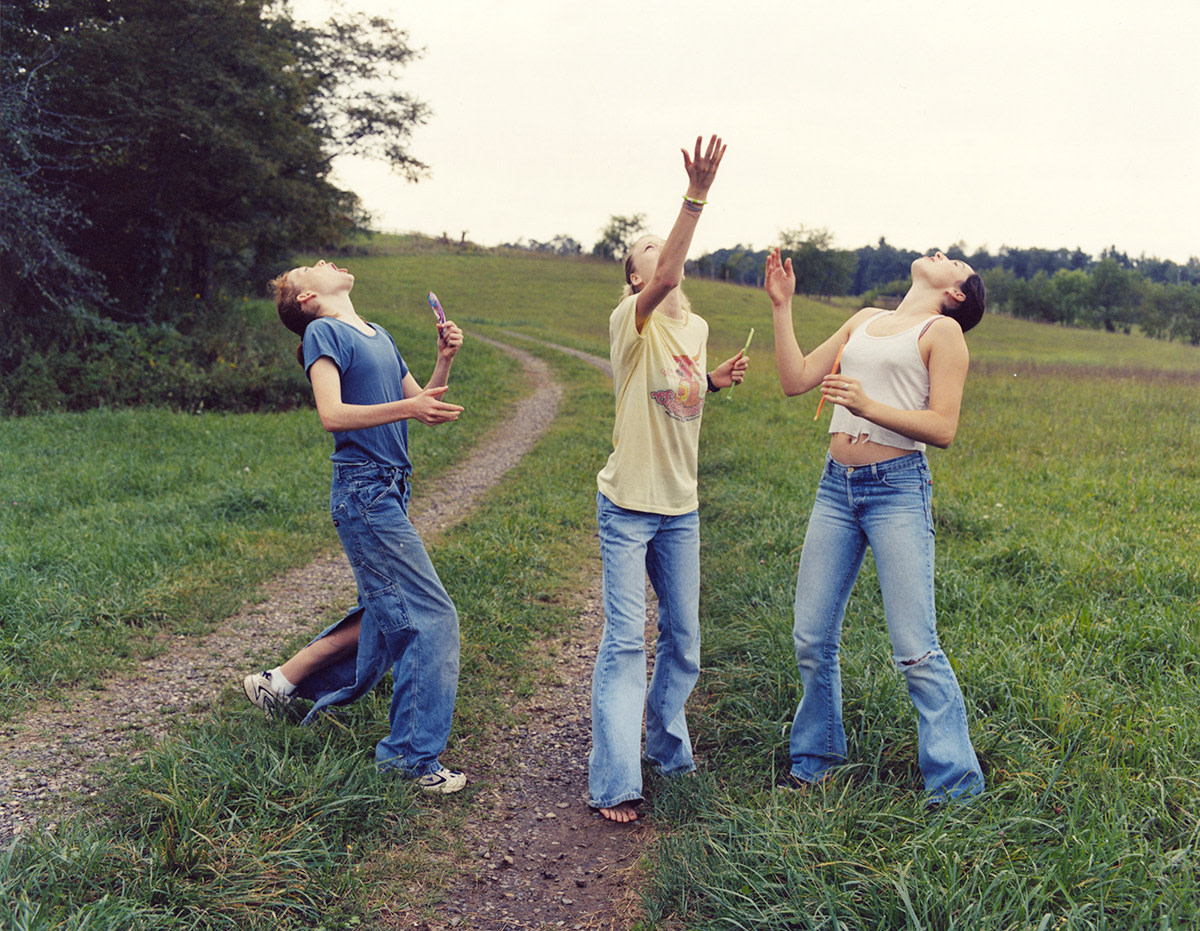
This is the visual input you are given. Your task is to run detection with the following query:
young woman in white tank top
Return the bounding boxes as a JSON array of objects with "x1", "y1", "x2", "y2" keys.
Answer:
[{"x1": 764, "y1": 247, "x2": 988, "y2": 803}]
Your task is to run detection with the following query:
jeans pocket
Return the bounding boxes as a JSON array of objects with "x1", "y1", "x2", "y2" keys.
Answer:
[
  {"x1": 347, "y1": 470, "x2": 395, "y2": 512},
  {"x1": 879, "y1": 470, "x2": 924, "y2": 491}
]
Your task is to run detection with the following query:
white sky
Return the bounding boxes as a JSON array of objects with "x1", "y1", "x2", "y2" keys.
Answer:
[{"x1": 291, "y1": 0, "x2": 1200, "y2": 263}]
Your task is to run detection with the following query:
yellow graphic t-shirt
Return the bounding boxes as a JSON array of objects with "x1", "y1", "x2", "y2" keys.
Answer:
[{"x1": 596, "y1": 294, "x2": 710, "y2": 515}]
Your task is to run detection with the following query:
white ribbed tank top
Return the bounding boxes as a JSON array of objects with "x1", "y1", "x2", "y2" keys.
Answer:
[{"x1": 828, "y1": 311, "x2": 935, "y2": 451}]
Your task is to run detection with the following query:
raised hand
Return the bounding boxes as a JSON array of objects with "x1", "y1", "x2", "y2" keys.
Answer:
[
  {"x1": 437, "y1": 319, "x2": 463, "y2": 359},
  {"x1": 681, "y1": 134, "x2": 726, "y2": 199},
  {"x1": 765, "y1": 247, "x2": 796, "y2": 307}
]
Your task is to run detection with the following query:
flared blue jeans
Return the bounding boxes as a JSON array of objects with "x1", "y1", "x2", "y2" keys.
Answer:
[
  {"x1": 790, "y1": 452, "x2": 984, "y2": 801},
  {"x1": 590, "y1": 492, "x2": 701, "y2": 809}
]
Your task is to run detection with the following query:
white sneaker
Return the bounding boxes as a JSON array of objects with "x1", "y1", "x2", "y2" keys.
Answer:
[
  {"x1": 416, "y1": 768, "x2": 467, "y2": 794},
  {"x1": 242, "y1": 671, "x2": 292, "y2": 716}
]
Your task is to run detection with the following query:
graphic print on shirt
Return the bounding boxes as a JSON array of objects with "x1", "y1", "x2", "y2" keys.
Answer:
[{"x1": 650, "y1": 353, "x2": 704, "y2": 422}]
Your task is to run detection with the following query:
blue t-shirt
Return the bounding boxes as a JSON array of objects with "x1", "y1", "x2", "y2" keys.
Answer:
[{"x1": 303, "y1": 317, "x2": 412, "y2": 471}]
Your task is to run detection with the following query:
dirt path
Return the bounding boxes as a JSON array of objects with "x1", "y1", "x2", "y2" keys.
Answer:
[{"x1": 3, "y1": 335, "x2": 655, "y2": 930}]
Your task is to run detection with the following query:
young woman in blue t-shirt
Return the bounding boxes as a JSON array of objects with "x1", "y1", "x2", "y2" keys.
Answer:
[{"x1": 241, "y1": 259, "x2": 468, "y2": 794}]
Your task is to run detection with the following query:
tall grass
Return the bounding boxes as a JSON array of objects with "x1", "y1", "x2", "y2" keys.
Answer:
[{"x1": 4, "y1": 239, "x2": 1198, "y2": 928}]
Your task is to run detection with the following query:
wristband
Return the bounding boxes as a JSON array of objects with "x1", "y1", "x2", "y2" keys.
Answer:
[{"x1": 706, "y1": 373, "x2": 720, "y2": 393}]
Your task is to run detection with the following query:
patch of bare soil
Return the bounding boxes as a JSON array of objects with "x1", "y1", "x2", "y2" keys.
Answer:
[
  {"x1": 3, "y1": 336, "x2": 656, "y2": 931},
  {"x1": 381, "y1": 588, "x2": 658, "y2": 931}
]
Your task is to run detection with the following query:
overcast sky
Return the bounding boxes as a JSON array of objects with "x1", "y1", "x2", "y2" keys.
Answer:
[{"x1": 292, "y1": 0, "x2": 1199, "y2": 263}]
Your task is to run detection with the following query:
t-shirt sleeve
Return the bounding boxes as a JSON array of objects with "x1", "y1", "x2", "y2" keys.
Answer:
[
  {"x1": 608, "y1": 294, "x2": 645, "y2": 373},
  {"x1": 302, "y1": 319, "x2": 346, "y2": 379}
]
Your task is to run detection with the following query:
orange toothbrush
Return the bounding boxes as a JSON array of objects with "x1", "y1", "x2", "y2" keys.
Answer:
[{"x1": 813, "y1": 342, "x2": 846, "y2": 421}]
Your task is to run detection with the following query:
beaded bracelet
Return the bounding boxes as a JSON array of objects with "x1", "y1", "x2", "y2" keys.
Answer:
[{"x1": 682, "y1": 195, "x2": 706, "y2": 214}]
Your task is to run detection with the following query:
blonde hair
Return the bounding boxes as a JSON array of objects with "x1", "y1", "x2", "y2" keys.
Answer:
[{"x1": 620, "y1": 236, "x2": 692, "y2": 314}]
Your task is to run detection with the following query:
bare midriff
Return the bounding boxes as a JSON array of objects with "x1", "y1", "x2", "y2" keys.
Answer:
[{"x1": 829, "y1": 432, "x2": 915, "y2": 467}]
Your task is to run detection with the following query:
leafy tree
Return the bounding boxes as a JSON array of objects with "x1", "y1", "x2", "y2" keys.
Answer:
[
  {"x1": 592, "y1": 214, "x2": 646, "y2": 261},
  {"x1": 852, "y1": 237, "x2": 921, "y2": 294},
  {"x1": 543, "y1": 235, "x2": 583, "y2": 255},
  {"x1": 1086, "y1": 257, "x2": 1141, "y2": 333},
  {"x1": 1010, "y1": 272, "x2": 1058, "y2": 324},
  {"x1": 2, "y1": 0, "x2": 428, "y2": 333},
  {"x1": 979, "y1": 267, "x2": 1018, "y2": 314},
  {"x1": 1049, "y1": 269, "x2": 1091, "y2": 327},
  {"x1": 720, "y1": 247, "x2": 761, "y2": 286},
  {"x1": 1168, "y1": 285, "x2": 1200, "y2": 345},
  {"x1": 780, "y1": 227, "x2": 855, "y2": 298},
  {"x1": 0, "y1": 38, "x2": 113, "y2": 337}
]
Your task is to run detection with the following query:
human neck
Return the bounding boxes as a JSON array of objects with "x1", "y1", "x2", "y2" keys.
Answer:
[
  {"x1": 657, "y1": 290, "x2": 685, "y2": 320},
  {"x1": 316, "y1": 293, "x2": 358, "y2": 321},
  {"x1": 316, "y1": 295, "x2": 372, "y2": 333},
  {"x1": 893, "y1": 285, "x2": 945, "y2": 319}
]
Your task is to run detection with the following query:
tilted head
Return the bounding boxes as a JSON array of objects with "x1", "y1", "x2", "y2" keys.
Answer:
[
  {"x1": 270, "y1": 269, "x2": 318, "y2": 338},
  {"x1": 622, "y1": 235, "x2": 665, "y2": 295},
  {"x1": 269, "y1": 259, "x2": 354, "y2": 365},
  {"x1": 912, "y1": 252, "x2": 987, "y2": 333}
]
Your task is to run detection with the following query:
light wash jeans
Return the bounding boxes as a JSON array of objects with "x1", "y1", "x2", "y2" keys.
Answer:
[
  {"x1": 590, "y1": 492, "x2": 701, "y2": 809},
  {"x1": 296, "y1": 461, "x2": 460, "y2": 778},
  {"x1": 790, "y1": 452, "x2": 984, "y2": 801}
]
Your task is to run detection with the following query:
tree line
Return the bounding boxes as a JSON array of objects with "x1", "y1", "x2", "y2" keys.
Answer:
[
  {"x1": 566, "y1": 217, "x2": 1200, "y2": 345},
  {"x1": 693, "y1": 232, "x2": 1200, "y2": 345}
]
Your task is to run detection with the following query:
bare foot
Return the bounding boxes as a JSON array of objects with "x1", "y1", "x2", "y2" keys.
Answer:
[{"x1": 599, "y1": 801, "x2": 640, "y2": 823}]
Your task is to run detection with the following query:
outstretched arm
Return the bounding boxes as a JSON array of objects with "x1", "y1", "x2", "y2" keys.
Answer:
[
  {"x1": 635, "y1": 134, "x2": 727, "y2": 331},
  {"x1": 766, "y1": 247, "x2": 863, "y2": 396}
]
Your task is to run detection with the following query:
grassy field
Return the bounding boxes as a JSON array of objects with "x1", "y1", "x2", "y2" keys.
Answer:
[{"x1": 3, "y1": 238, "x2": 1198, "y2": 929}]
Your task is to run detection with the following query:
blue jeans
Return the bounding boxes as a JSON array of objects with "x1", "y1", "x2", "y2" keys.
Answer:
[
  {"x1": 297, "y1": 461, "x2": 460, "y2": 778},
  {"x1": 789, "y1": 453, "x2": 984, "y2": 801},
  {"x1": 590, "y1": 493, "x2": 701, "y2": 809}
]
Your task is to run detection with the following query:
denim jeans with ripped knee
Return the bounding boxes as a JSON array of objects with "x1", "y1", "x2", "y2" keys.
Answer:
[{"x1": 789, "y1": 452, "x2": 984, "y2": 801}]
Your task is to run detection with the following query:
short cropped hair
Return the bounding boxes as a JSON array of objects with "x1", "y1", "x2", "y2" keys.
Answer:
[
  {"x1": 943, "y1": 273, "x2": 986, "y2": 333},
  {"x1": 269, "y1": 270, "x2": 319, "y2": 366}
]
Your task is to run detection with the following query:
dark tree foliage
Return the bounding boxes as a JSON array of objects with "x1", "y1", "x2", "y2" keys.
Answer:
[
  {"x1": 779, "y1": 227, "x2": 856, "y2": 299},
  {"x1": 851, "y1": 237, "x2": 922, "y2": 295},
  {"x1": 0, "y1": 39, "x2": 113, "y2": 329},
  {"x1": 1, "y1": 0, "x2": 428, "y2": 340}
]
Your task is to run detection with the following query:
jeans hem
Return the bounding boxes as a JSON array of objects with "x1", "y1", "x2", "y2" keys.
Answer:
[
  {"x1": 790, "y1": 765, "x2": 839, "y2": 785},
  {"x1": 588, "y1": 791, "x2": 644, "y2": 809},
  {"x1": 377, "y1": 757, "x2": 443, "y2": 779},
  {"x1": 646, "y1": 757, "x2": 696, "y2": 778}
]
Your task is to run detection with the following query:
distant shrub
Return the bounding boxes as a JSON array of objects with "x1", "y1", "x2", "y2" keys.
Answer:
[{"x1": 1, "y1": 302, "x2": 311, "y2": 416}]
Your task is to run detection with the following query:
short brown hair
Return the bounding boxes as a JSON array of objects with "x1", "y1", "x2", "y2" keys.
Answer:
[{"x1": 269, "y1": 270, "x2": 319, "y2": 365}]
